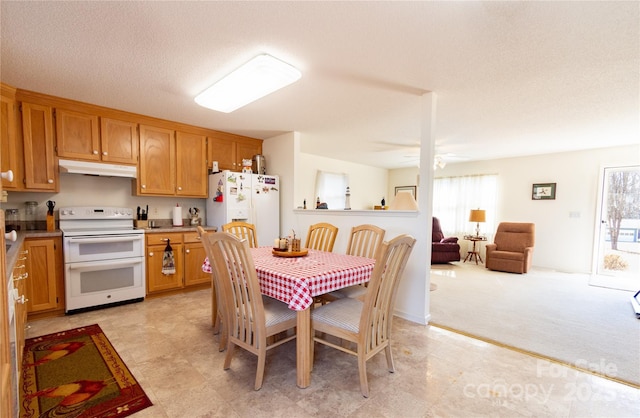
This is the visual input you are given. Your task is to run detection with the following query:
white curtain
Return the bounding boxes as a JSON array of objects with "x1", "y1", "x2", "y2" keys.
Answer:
[
  {"x1": 433, "y1": 174, "x2": 498, "y2": 237},
  {"x1": 315, "y1": 170, "x2": 348, "y2": 210}
]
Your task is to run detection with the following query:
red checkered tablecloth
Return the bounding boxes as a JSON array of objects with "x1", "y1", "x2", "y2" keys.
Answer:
[{"x1": 202, "y1": 247, "x2": 375, "y2": 311}]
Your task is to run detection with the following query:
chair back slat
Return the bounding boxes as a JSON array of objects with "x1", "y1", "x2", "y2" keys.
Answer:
[
  {"x1": 222, "y1": 221, "x2": 259, "y2": 248},
  {"x1": 305, "y1": 222, "x2": 339, "y2": 252},
  {"x1": 347, "y1": 224, "x2": 385, "y2": 259},
  {"x1": 361, "y1": 234, "x2": 416, "y2": 354}
]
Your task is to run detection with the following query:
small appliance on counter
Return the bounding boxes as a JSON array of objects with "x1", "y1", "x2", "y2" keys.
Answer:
[
  {"x1": 5, "y1": 208, "x2": 19, "y2": 232},
  {"x1": 252, "y1": 154, "x2": 266, "y2": 175}
]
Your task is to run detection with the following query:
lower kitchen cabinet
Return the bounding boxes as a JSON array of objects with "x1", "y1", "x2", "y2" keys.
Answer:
[
  {"x1": 146, "y1": 232, "x2": 183, "y2": 294},
  {"x1": 8, "y1": 243, "x2": 28, "y2": 377},
  {"x1": 24, "y1": 237, "x2": 64, "y2": 318},
  {"x1": 183, "y1": 232, "x2": 210, "y2": 287},
  {"x1": 146, "y1": 231, "x2": 210, "y2": 295}
]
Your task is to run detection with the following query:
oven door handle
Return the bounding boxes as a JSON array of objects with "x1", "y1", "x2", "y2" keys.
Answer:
[
  {"x1": 66, "y1": 236, "x2": 143, "y2": 244},
  {"x1": 68, "y1": 259, "x2": 143, "y2": 271}
]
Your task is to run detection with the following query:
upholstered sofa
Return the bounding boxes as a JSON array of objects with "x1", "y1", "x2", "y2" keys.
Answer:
[
  {"x1": 485, "y1": 222, "x2": 535, "y2": 273},
  {"x1": 431, "y1": 217, "x2": 461, "y2": 264}
]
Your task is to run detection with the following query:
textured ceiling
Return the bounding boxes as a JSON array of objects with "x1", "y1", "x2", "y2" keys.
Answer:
[{"x1": 1, "y1": 1, "x2": 638, "y2": 169}]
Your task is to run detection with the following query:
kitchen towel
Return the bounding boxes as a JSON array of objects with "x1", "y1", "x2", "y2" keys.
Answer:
[
  {"x1": 173, "y1": 205, "x2": 183, "y2": 226},
  {"x1": 162, "y1": 239, "x2": 176, "y2": 275}
]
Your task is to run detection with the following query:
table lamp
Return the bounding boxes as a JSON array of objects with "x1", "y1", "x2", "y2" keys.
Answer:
[
  {"x1": 389, "y1": 191, "x2": 418, "y2": 210},
  {"x1": 469, "y1": 209, "x2": 486, "y2": 237}
]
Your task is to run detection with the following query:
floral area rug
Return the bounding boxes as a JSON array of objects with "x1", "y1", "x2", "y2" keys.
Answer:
[{"x1": 20, "y1": 324, "x2": 152, "y2": 418}]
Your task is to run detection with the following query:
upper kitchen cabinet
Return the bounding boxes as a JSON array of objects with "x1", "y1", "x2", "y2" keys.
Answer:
[
  {"x1": 55, "y1": 108, "x2": 100, "y2": 161},
  {"x1": 135, "y1": 126, "x2": 207, "y2": 198},
  {"x1": 176, "y1": 131, "x2": 207, "y2": 197},
  {"x1": 208, "y1": 132, "x2": 262, "y2": 172},
  {"x1": 21, "y1": 102, "x2": 58, "y2": 191},
  {"x1": 1, "y1": 83, "x2": 22, "y2": 190},
  {"x1": 100, "y1": 118, "x2": 138, "y2": 165},
  {"x1": 56, "y1": 110, "x2": 139, "y2": 165},
  {"x1": 137, "y1": 124, "x2": 175, "y2": 195}
]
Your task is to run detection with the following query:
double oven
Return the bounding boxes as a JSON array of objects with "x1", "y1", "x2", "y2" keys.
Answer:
[{"x1": 60, "y1": 207, "x2": 145, "y2": 314}]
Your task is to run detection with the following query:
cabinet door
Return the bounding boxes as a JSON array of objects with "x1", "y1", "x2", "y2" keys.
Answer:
[
  {"x1": 138, "y1": 125, "x2": 175, "y2": 195},
  {"x1": 146, "y1": 243, "x2": 183, "y2": 293},
  {"x1": 55, "y1": 109, "x2": 100, "y2": 161},
  {"x1": 1, "y1": 85, "x2": 21, "y2": 189},
  {"x1": 235, "y1": 140, "x2": 262, "y2": 169},
  {"x1": 24, "y1": 238, "x2": 60, "y2": 312},
  {"x1": 101, "y1": 118, "x2": 138, "y2": 165},
  {"x1": 0, "y1": 211, "x2": 14, "y2": 418},
  {"x1": 184, "y1": 232, "x2": 210, "y2": 287},
  {"x1": 176, "y1": 131, "x2": 207, "y2": 197},
  {"x1": 208, "y1": 134, "x2": 236, "y2": 171},
  {"x1": 21, "y1": 102, "x2": 58, "y2": 191}
]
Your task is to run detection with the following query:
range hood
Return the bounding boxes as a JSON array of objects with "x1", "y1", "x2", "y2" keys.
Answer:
[{"x1": 58, "y1": 159, "x2": 137, "y2": 178}]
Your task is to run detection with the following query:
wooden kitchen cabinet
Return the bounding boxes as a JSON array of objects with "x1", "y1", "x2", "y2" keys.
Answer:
[
  {"x1": 100, "y1": 117, "x2": 138, "y2": 165},
  {"x1": 12, "y1": 244, "x2": 28, "y2": 368},
  {"x1": 146, "y1": 232, "x2": 184, "y2": 294},
  {"x1": 136, "y1": 126, "x2": 207, "y2": 197},
  {"x1": 208, "y1": 132, "x2": 262, "y2": 172},
  {"x1": 176, "y1": 131, "x2": 207, "y2": 197},
  {"x1": 146, "y1": 231, "x2": 210, "y2": 295},
  {"x1": 24, "y1": 237, "x2": 64, "y2": 317},
  {"x1": 21, "y1": 102, "x2": 58, "y2": 191},
  {"x1": 56, "y1": 109, "x2": 140, "y2": 166},
  {"x1": 137, "y1": 124, "x2": 176, "y2": 195},
  {"x1": 0, "y1": 211, "x2": 13, "y2": 418},
  {"x1": 55, "y1": 108, "x2": 101, "y2": 161},
  {"x1": 1, "y1": 83, "x2": 22, "y2": 190},
  {"x1": 183, "y1": 232, "x2": 210, "y2": 286}
]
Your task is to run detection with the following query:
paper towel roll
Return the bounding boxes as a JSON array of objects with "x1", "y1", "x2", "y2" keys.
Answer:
[{"x1": 173, "y1": 206, "x2": 183, "y2": 226}]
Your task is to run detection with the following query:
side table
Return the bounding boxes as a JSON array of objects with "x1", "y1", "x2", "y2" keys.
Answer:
[{"x1": 463, "y1": 235, "x2": 487, "y2": 264}]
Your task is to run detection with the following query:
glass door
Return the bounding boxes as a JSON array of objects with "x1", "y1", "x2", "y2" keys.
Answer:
[{"x1": 591, "y1": 165, "x2": 640, "y2": 290}]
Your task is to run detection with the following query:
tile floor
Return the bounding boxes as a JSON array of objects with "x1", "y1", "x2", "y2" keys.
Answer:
[{"x1": 25, "y1": 289, "x2": 639, "y2": 417}]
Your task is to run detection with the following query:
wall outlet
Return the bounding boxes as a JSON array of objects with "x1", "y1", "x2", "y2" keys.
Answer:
[{"x1": 154, "y1": 207, "x2": 158, "y2": 215}]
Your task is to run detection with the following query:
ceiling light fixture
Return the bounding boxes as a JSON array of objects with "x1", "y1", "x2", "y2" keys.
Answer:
[
  {"x1": 194, "y1": 54, "x2": 301, "y2": 113},
  {"x1": 433, "y1": 155, "x2": 447, "y2": 170}
]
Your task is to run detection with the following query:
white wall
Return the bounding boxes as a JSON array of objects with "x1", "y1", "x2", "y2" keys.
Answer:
[
  {"x1": 436, "y1": 144, "x2": 640, "y2": 273},
  {"x1": 295, "y1": 152, "x2": 388, "y2": 210},
  {"x1": 388, "y1": 167, "x2": 420, "y2": 205}
]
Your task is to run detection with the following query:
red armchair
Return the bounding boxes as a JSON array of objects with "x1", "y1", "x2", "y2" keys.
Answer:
[{"x1": 431, "y1": 217, "x2": 461, "y2": 264}]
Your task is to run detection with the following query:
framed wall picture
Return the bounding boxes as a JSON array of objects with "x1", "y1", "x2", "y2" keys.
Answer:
[
  {"x1": 395, "y1": 185, "x2": 417, "y2": 198},
  {"x1": 532, "y1": 183, "x2": 556, "y2": 200}
]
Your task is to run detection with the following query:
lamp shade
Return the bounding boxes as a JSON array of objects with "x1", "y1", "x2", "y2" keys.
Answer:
[
  {"x1": 389, "y1": 191, "x2": 418, "y2": 210},
  {"x1": 469, "y1": 209, "x2": 486, "y2": 223}
]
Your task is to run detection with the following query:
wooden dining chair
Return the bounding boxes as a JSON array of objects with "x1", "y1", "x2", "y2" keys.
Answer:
[
  {"x1": 197, "y1": 226, "x2": 227, "y2": 351},
  {"x1": 202, "y1": 231, "x2": 297, "y2": 390},
  {"x1": 321, "y1": 224, "x2": 386, "y2": 301},
  {"x1": 305, "y1": 222, "x2": 339, "y2": 252},
  {"x1": 311, "y1": 234, "x2": 416, "y2": 397},
  {"x1": 221, "y1": 221, "x2": 258, "y2": 248}
]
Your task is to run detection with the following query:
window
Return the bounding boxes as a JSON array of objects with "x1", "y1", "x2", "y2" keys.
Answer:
[
  {"x1": 314, "y1": 170, "x2": 348, "y2": 210},
  {"x1": 433, "y1": 174, "x2": 498, "y2": 236}
]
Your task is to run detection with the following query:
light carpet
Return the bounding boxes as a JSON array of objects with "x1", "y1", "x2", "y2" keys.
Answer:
[{"x1": 429, "y1": 262, "x2": 640, "y2": 387}]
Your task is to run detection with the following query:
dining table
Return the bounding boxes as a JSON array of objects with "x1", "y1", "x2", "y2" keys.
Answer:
[{"x1": 202, "y1": 246, "x2": 376, "y2": 388}]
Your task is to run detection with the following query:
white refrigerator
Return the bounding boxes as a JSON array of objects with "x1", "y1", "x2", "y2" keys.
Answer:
[{"x1": 206, "y1": 170, "x2": 280, "y2": 246}]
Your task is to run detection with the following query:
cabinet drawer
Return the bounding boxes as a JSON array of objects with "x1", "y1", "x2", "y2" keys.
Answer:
[
  {"x1": 146, "y1": 232, "x2": 183, "y2": 246},
  {"x1": 183, "y1": 232, "x2": 202, "y2": 243}
]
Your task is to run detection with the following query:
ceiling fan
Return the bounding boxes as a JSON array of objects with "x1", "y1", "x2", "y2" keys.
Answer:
[{"x1": 371, "y1": 141, "x2": 468, "y2": 169}]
